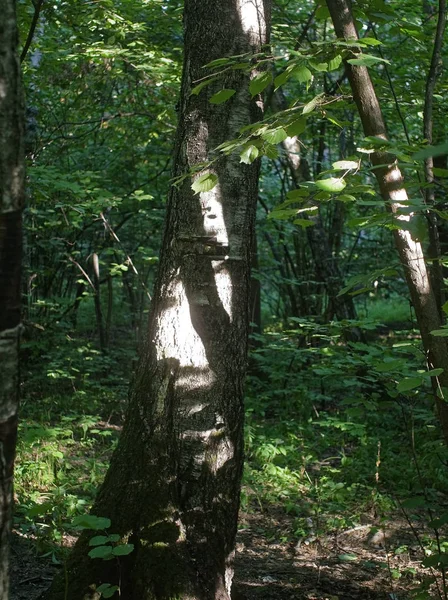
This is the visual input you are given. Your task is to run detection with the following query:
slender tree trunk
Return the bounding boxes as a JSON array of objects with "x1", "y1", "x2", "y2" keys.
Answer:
[
  {"x1": 44, "y1": 2, "x2": 270, "y2": 599},
  {"x1": 0, "y1": 0, "x2": 25, "y2": 597},
  {"x1": 326, "y1": 0, "x2": 448, "y2": 443},
  {"x1": 423, "y1": 0, "x2": 447, "y2": 318}
]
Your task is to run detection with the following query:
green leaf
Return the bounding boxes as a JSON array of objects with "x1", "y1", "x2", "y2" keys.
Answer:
[
  {"x1": 315, "y1": 4, "x2": 330, "y2": 19},
  {"x1": 332, "y1": 160, "x2": 359, "y2": 170},
  {"x1": 338, "y1": 553, "x2": 358, "y2": 562},
  {"x1": 315, "y1": 177, "x2": 346, "y2": 192},
  {"x1": 309, "y1": 60, "x2": 328, "y2": 72},
  {"x1": 249, "y1": 71, "x2": 272, "y2": 97},
  {"x1": 401, "y1": 496, "x2": 427, "y2": 509},
  {"x1": 274, "y1": 70, "x2": 290, "y2": 89},
  {"x1": 240, "y1": 145, "x2": 259, "y2": 164},
  {"x1": 397, "y1": 377, "x2": 422, "y2": 392},
  {"x1": 293, "y1": 218, "x2": 314, "y2": 228},
  {"x1": 97, "y1": 584, "x2": 119, "y2": 599},
  {"x1": 89, "y1": 536, "x2": 109, "y2": 547},
  {"x1": 348, "y1": 54, "x2": 390, "y2": 67},
  {"x1": 285, "y1": 118, "x2": 306, "y2": 137},
  {"x1": 113, "y1": 543, "x2": 134, "y2": 556},
  {"x1": 328, "y1": 54, "x2": 342, "y2": 71},
  {"x1": 413, "y1": 141, "x2": 448, "y2": 161},
  {"x1": 108, "y1": 534, "x2": 120, "y2": 543},
  {"x1": 422, "y1": 555, "x2": 441, "y2": 568},
  {"x1": 191, "y1": 78, "x2": 215, "y2": 95},
  {"x1": 360, "y1": 37, "x2": 382, "y2": 46},
  {"x1": 209, "y1": 89, "x2": 236, "y2": 104},
  {"x1": 191, "y1": 173, "x2": 218, "y2": 194},
  {"x1": 73, "y1": 515, "x2": 111, "y2": 531},
  {"x1": 291, "y1": 65, "x2": 313, "y2": 83},
  {"x1": 428, "y1": 513, "x2": 448, "y2": 528},
  {"x1": 431, "y1": 328, "x2": 448, "y2": 337},
  {"x1": 433, "y1": 167, "x2": 448, "y2": 177},
  {"x1": 262, "y1": 128, "x2": 287, "y2": 145},
  {"x1": 88, "y1": 545, "x2": 114, "y2": 559},
  {"x1": 302, "y1": 94, "x2": 324, "y2": 115}
]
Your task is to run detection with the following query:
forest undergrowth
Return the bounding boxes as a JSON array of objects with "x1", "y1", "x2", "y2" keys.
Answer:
[{"x1": 12, "y1": 297, "x2": 448, "y2": 600}]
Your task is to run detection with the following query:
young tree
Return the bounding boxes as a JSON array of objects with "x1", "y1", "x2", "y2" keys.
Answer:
[
  {"x1": 0, "y1": 0, "x2": 25, "y2": 597},
  {"x1": 45, "y1": 1, "x2": 270, "y2": 598},
  {"x1": 325, "y1": 0, "x2": 448, "y2": 442}
]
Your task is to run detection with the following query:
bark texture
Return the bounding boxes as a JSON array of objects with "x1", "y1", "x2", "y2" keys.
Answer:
[
  {"x1": 44, "y1": 2, "x2": 270, "y2": 599},
  {"x1": 0, "y1": 0, "x2": 25, "y2": 597},
  {"x1": 326, "y1": 0, "x2": 448, "y2": 443}
]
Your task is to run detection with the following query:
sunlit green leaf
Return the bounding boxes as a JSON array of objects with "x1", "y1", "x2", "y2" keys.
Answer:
[
  {"x1": 209, "y1": 89, "x2": 236, "y2": 104},
  {"x1": 315, "y1": 177, "x2": 346, "y2": 192},
  {"x1": 249, "y1": 71, "x2": 272, "y2": 96},
  {"x1": 191, "y1": 173, "x2": 218, "y2": 194}
]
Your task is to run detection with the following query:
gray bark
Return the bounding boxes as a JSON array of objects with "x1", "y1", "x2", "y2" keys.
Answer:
[
  {"x1": 0, "y1": 0, "x2": 25, "y2": 598},
  {"x1": 44, "y1": 1, "x2": 270, "y2": 599}
]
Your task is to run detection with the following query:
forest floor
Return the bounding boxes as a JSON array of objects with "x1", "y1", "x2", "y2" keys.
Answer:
[{"x1": 10, "y1": 506, "x2": 432, "y2": 600}]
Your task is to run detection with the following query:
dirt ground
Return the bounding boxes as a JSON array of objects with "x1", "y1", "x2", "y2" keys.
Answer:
[{"x1": 10, "y1": 508, "x2": 433, "y2": 600}]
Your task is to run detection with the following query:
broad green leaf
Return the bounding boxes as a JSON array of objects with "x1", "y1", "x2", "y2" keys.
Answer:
[
  {"x1": 191, "y1": 78, "x2": 215, "y2": 95},
  {"x1": 431, "y1": 328, "x2": 448, "y2": 337},
  {"x1": 302, "y1": 94, "x2": 324, "y2": 114},
  {"x1": 285, "y1": 118, "x2": 306, "y2": 137},
  {"x1": 73, "y1": 515, "x2": 111, "y2": 531},
  {"x1": 240, "y1": 145, "x2": 259, "y2": 164},
  {"x1": 433, "y1": 168, "x2": 448, "y2": 177},
  {"x1": 113, "y1": 543, "x2": 134, "y2": 556},
  {"x1": 108, "y1": 534, "x2": 120, "y2": 543},
  {"x1": 293, "y1": 218, "x2": 314, "y2": 228},
  {"x1": 328, "y1": 54, "x2": 342, "y2": 71},
  {"x1": 315, "y1": 4, "x2": 330, "y2": 19},
  {"x1": 209, "y1": 89, "x2": 236, "y2": 104},
  {"x1": 338, "y1": 553, "x2": 358, "y2": 562},
  {"x1": 309, "y1": 60, "x2": 328, "y2": 72},
  {"x1": 191, "y1": 173, "x2": 218, "y2": 194},
  {"x1": 249, "y1": 71, "x2": 272, "y2": 97},
  {"x1": 262, "y1": 128, "x2": 287, "y2": 145},
  {"x1": 397, "y1": 377, "x2": 422, "y2": 392},
  {"x1": 315, "y1": 177, "x2": 346, "y2": 192},
  {"x1": 274, "y1": 70, "x2": 290, "y2": 89},
  {"x1": 421, "y1": 369, "x2": 443, "y2": 378},
  {"x1": 88, "y1": 545, "x2": 114, "y2": 559},
  {"x1": 292, "y1": 65, "x2": 313, "y2": 83},
  {"x1": 360, "y1": 37, "x2": 382, "y2": 46},
  {"x1": 348, "y1": 54, "x2": 390, "y2": 67},
  {"x1": 413, "y1": 141, "x2": 448, "y2": 161},
  {"x1": 428, "y1": 513, "x2": 448, "y2": 528},
  {"x1": 97, "y1": 584, "x2": 119, "y2": 599},
  {"x1": 401, "y1": 496, "x2": 427, "y2": 509},
  {"x1": 89, "y1": 535, "x2": 109, "y2": 547},
  {"x1": 204, "y1": 57, "x2": 232, "y2": 68},
  {"x1": 338, "y1": 194, "x2": 356, "y2": 202},
  {"x1": 375, "y1": 360, "x2": 403, "y2": 372},
  {"x1": 332, "y1": 160, "x2": 359, "y2": 170}
]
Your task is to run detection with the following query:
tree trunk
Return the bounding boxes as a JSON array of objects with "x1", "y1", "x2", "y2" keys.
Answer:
[
  {"x1": 0, "y1": 0, "x2": 25, "y2": 597},
  {"x1": 326, "y1": 0, "x2": 448, "y2": 443},
  {"x1": 44, "y1": 1, "x2": 270, "y2": 599}
]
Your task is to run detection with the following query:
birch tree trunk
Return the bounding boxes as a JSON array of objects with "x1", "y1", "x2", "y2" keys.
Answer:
[
  {"x1": 44, "y1": 1, "x2": 270, "y2": 599},
  {"x1": 326, "y1": 0, "x2": 448, "y2": 443},
  {"x1": 0, "y1": 0, "x2": 25, "y2": 597}
]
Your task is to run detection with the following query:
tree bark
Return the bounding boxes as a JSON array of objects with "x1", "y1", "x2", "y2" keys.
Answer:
[
  {"x1": 326, "y1": 0, "x2": 448, "y2": 443},
  {"x1": 44, "y1": 1, "x2": 270, "y2": 599},
  {"x1": 0, "y1": 0, "x2": 25, "y2": 597}
]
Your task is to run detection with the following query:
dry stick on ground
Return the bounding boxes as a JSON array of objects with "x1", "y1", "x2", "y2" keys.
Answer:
[{"x1": 325, "y1": 0, "x2": 448, "y2": 444}]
